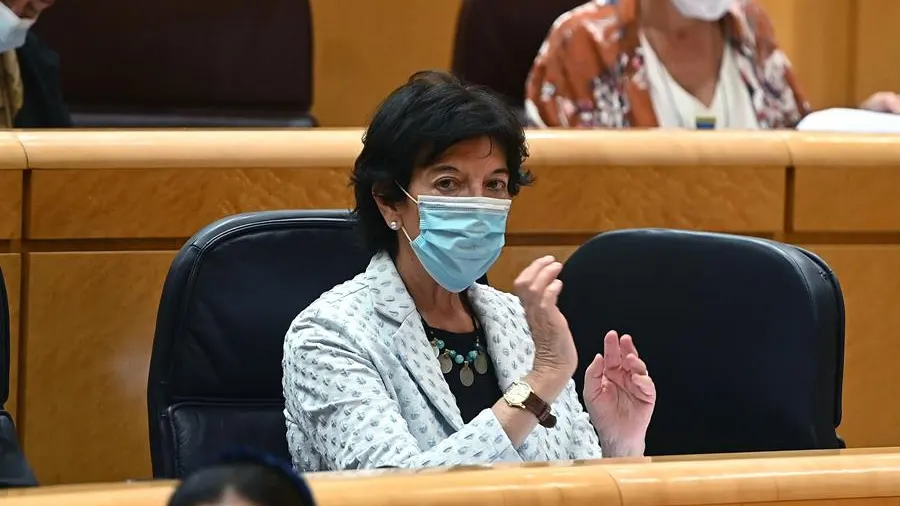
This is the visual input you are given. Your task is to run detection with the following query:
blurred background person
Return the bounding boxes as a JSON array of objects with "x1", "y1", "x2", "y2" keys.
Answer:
[
  {"x1": 168, "y1": 451, "x2": 316, "y2": 506},
  {"x1": 0, "y1": 0, "x2": 69, "y2": 128},
  {"x1": 525, "y1": 0, "x2": 900, "y2": 129}
]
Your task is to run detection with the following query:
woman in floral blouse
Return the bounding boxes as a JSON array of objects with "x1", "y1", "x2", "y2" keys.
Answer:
[{"x1": 525, "y1": 0, "x2": 900, "y2": 129}]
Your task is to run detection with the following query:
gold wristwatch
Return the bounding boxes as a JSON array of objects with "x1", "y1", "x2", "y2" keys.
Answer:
[{"x1": 503, "y1": 379, "x2": 557, "y2": 428}]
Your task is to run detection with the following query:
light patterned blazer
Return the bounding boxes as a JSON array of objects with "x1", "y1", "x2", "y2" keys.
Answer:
[{"x1": 282, "y1": 251, "x2": 602, "y2": 472}]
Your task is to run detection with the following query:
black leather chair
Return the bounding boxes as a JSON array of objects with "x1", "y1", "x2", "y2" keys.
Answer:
[
  {"x1": 558, "y1": 229, "x2": 845, "y2": 456},
  {"x1": 148, "y1": 210, "x2": 370, "y2": 479},
  {"x1": 452, "y1": 0, "x2": 585, "y2": 113},
  {"x1": 0, "y1": 269, "x2": 37, "y2": 487},
  {"x1": 34, "y1": 0, "x2": 316, "y2": 127}
]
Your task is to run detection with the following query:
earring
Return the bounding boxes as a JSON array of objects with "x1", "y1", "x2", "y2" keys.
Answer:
[{"x1": 389, "y1": 221, "x2": 399, "y2": 230}]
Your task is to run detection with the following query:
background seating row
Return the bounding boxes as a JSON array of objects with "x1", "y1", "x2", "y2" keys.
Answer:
[
  {"x1": 147, "y1": 211, "x2": 845, "y2": 479},
  {"x1": 0, "y1": 129, "x2": 895, "y2": 484},
  {"x1": 26, "y1": 0, "x2": 900, "y2": 127}
]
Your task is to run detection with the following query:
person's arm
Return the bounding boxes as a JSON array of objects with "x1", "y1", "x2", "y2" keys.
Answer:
[
  {"x1": 742, "y1": 1, "x2": 813, "y2": 126},
  {"x1": 524, "y1": 17, "x2": 609, "y2": 128},
  {"x1": 284, "y1": 316, "x2": 571, "y2": 470}
]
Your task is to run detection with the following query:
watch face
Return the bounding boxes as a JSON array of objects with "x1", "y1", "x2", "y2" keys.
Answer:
[{"x1": 506, "y1": 381, "x2": 531, "y2": 404}]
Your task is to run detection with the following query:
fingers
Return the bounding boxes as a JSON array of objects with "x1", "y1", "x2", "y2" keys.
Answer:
[
  {"x1": 620, "y1": 334, "x2": 639, "y2": 359},
  {"x1": 628, "y1": 373, "x2": 656, "y2": 402},
  {"x1": 513, "y1": 256, "x2": 556, "y2": 295},
  {"x1": 888, "y1": 94, "x2": 900, "y2": 113},
  {"x1": 623, "y1": 353, "x2": 648, "y2": 375},
  {"x1": 603, "y1": 330, "x2": 621, "y2": 369},
  {"x1": 542, "y1": 279, "x2": 563, "y2": 310},
  {"x1": 532, "y1": 261, "x2": 563, "y2": 303},
  {"x1": 863, "y1": 92, "x2": 900, "y2": 113},
  {"x1": 514, "y1": 256, "x2": 564, "y2": 309},
  {"x1": 586, "y1": 353, "x2": 604, "y2": 379}
]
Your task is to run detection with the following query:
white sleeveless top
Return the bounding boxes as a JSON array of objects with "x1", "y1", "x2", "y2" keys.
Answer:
[{"x1": 639, "y1": 31, "x2": 759, "y2": 130}]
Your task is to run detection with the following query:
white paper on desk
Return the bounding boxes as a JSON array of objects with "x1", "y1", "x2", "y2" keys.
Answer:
[{"x1": 797, "y1": 107, "x2": 900, "y2": 133}]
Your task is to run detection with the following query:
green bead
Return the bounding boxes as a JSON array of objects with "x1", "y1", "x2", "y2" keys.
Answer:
[
  {"x1": 454, "y1": 354, "x2": 464, "y2": 364},
  {"x1": 448, "y1": 350, "x2": 457, "y2": 358},
  {"x1": 467, "y1": 350, "x2": 478, "y2": 360},
  {"x1": 436, "y1": 340, "x2": 445, "y2": 350}
]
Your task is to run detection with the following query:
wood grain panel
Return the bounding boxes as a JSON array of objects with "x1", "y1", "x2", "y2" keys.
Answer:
[
  {"x1": 791, "y1": 134, "x2": 900, "y2": 232},
  {"x1": 0, "y1": 254, "x2": 20, "y2": 422},
  {"x1": 853, "y1": 0, "x2": 900, "y2": 105},
  {"x1": 0, "y1": 171, "x2": 22, "y2": 239},
  {"x1": 16, "y1": 130, "x2": 788, "y2": 170},
  {"x1": 0, "y1": 481, "x2": 176, "y2": 506},
  {"x1": 310, "y1": 0, "x2": 462, "y2": 126},
  {"x1": 794, "y1": 166, "x2": 900, "y2": 232},
  {"x1": 804, "y1": 246, "x2": 900, "y2": 448},
  {"x1": 21, "y1": 251, "x2": 175, "y2": 484},
  {"x1": 755, "y1": 0, "x2": 853, "y2": 108},
  {"x1": 490, "y1": 246, "x2": 578, "y2": 292},
  {"x1": 0, "y1": 133, "x2": 26, "y2": 170},
  {"x1": 607, "y1": 452, "x2": 900, "y2": 505},
  {"x1": 511, "y1": 165, "x2": 785, "y2": 234},
  {"x1": 22, "y1": 130, "x2": 792, "y2": 239},
  {"x1": 28, "y1": 168, "x2": 353, "y2": 239},
  {"x1": 6, "y1": 451, "x2": 900, "y2": 505},
  {"x1": 16, "y1": 130, "x2": 363, "y2": 170}
]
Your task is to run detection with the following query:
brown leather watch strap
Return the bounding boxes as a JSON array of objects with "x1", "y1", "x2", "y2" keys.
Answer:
[{"x1": 523, "y1": 392, "x2": 557, "y2": 428}]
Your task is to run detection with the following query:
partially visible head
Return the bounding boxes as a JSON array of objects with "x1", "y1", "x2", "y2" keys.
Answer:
[
  {"x1": 352, "y1": 71, "x2": 532, "y2": 258},
  {"x1": 0, "y1": 0, "x2": 52, "y2": 53},
  {"x1": 168, "y1": 453, "x2": 315, "y2": 506},
  {"x1": 2, "y1": 0, "x2": 54, "y2": 19}
]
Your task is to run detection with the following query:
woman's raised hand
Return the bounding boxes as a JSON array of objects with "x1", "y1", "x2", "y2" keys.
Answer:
[{"x1": 513, "y1": 256, "x2": 578, "y2": 378}]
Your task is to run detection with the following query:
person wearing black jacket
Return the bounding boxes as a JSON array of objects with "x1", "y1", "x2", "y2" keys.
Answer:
[
  {"x1": 14, "y1": 31, "x2": 70, "y2": 127},
  {"x1": 0, "y1": 0, "x2": 70, "y2": 128}
]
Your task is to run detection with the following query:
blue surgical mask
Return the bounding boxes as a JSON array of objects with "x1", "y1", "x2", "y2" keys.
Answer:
[{"x1": 399, "y1": 189, "x2": 511, "y2": 293}]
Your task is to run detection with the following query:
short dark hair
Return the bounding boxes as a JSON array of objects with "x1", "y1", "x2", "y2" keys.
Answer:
[
  {"x1": 351, "y1": 71, "x2": 533, "y2": 256},
  {"x1": 168, "y1": 451, "x2": 315, "y2": 506}
]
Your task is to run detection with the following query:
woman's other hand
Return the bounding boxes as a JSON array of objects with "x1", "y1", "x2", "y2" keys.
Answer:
[
  {"x1": 513, "y1": 256, "x2": 578, "y2": 378},
  {"x1": 860, "y1": 91, "x2": 900, "y2": 113},
  {"x1": 584, "y1": 331, "x2": 656, "y2": 457}
]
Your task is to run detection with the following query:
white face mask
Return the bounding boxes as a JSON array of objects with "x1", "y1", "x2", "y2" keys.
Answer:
[
  {"x1": 670, "y1": 0, "x2": 734, "y2": 21},
  {"x1": 0, "y1": 2, "x2": 33, "y2": 53}
]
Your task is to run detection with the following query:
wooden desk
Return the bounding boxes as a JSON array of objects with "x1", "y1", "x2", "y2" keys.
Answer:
[
  {"x1": 4, "y1": 450, "x2": 900, "y2": 506},
  {"x1": 3, "y1": 130, "x2": 900, "y2": 484}
]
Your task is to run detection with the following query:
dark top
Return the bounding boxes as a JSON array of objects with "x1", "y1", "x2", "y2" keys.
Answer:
[
  {"x1": 14, "y1": 32, "x2": 72, "y2": 128},
  {"x1": 425, "y1": 325, "x2": 503, "y2": 424}
]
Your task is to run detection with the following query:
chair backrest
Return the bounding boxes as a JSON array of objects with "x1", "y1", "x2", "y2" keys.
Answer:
[
  {"x1": 33, "y1": 0, "x2": 315, "y2": 127},
  {"x1": 0, "y1": 268, "x2": 9, "y2": 409},
  {"x1": 558, "y1": 229, "x2": 845, "y2": 455},
  {"x1": 0, "y1": 269, "x2": 36, "y2": 487},
  {"x1": 148, "y1": 210, "x2": 370, "y2": 479},
  {"x1": 451, "y1": 0, "x2": 585, "y2": 107}
]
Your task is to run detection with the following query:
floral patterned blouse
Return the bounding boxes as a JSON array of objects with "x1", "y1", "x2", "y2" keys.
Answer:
[{"x1": 525, "y1": 0, "x2": 812, "y2": 129}]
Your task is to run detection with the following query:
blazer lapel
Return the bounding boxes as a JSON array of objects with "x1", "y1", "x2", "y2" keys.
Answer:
[
  {"x1": 367, "y1": 253, "x2": 464, "y2": 432},
  {"x1": 467, "y1": 285, "x2": 533, "y2": 392}
]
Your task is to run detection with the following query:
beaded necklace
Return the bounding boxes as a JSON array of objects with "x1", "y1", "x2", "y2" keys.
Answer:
[{"x1": 419, "y1": 295, "x2": 490, "y2": 387}]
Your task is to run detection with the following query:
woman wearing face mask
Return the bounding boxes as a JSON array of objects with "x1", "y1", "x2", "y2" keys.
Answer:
[
  {"x1": 0, "y1": 0, "x2": 71, "y2": 128},
  {"x1": 283, "y1": 71, "x2": 656, "y2": 472},
  {"x1": 525, "y1": 0, "x2": 900, "y2": 129}
]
